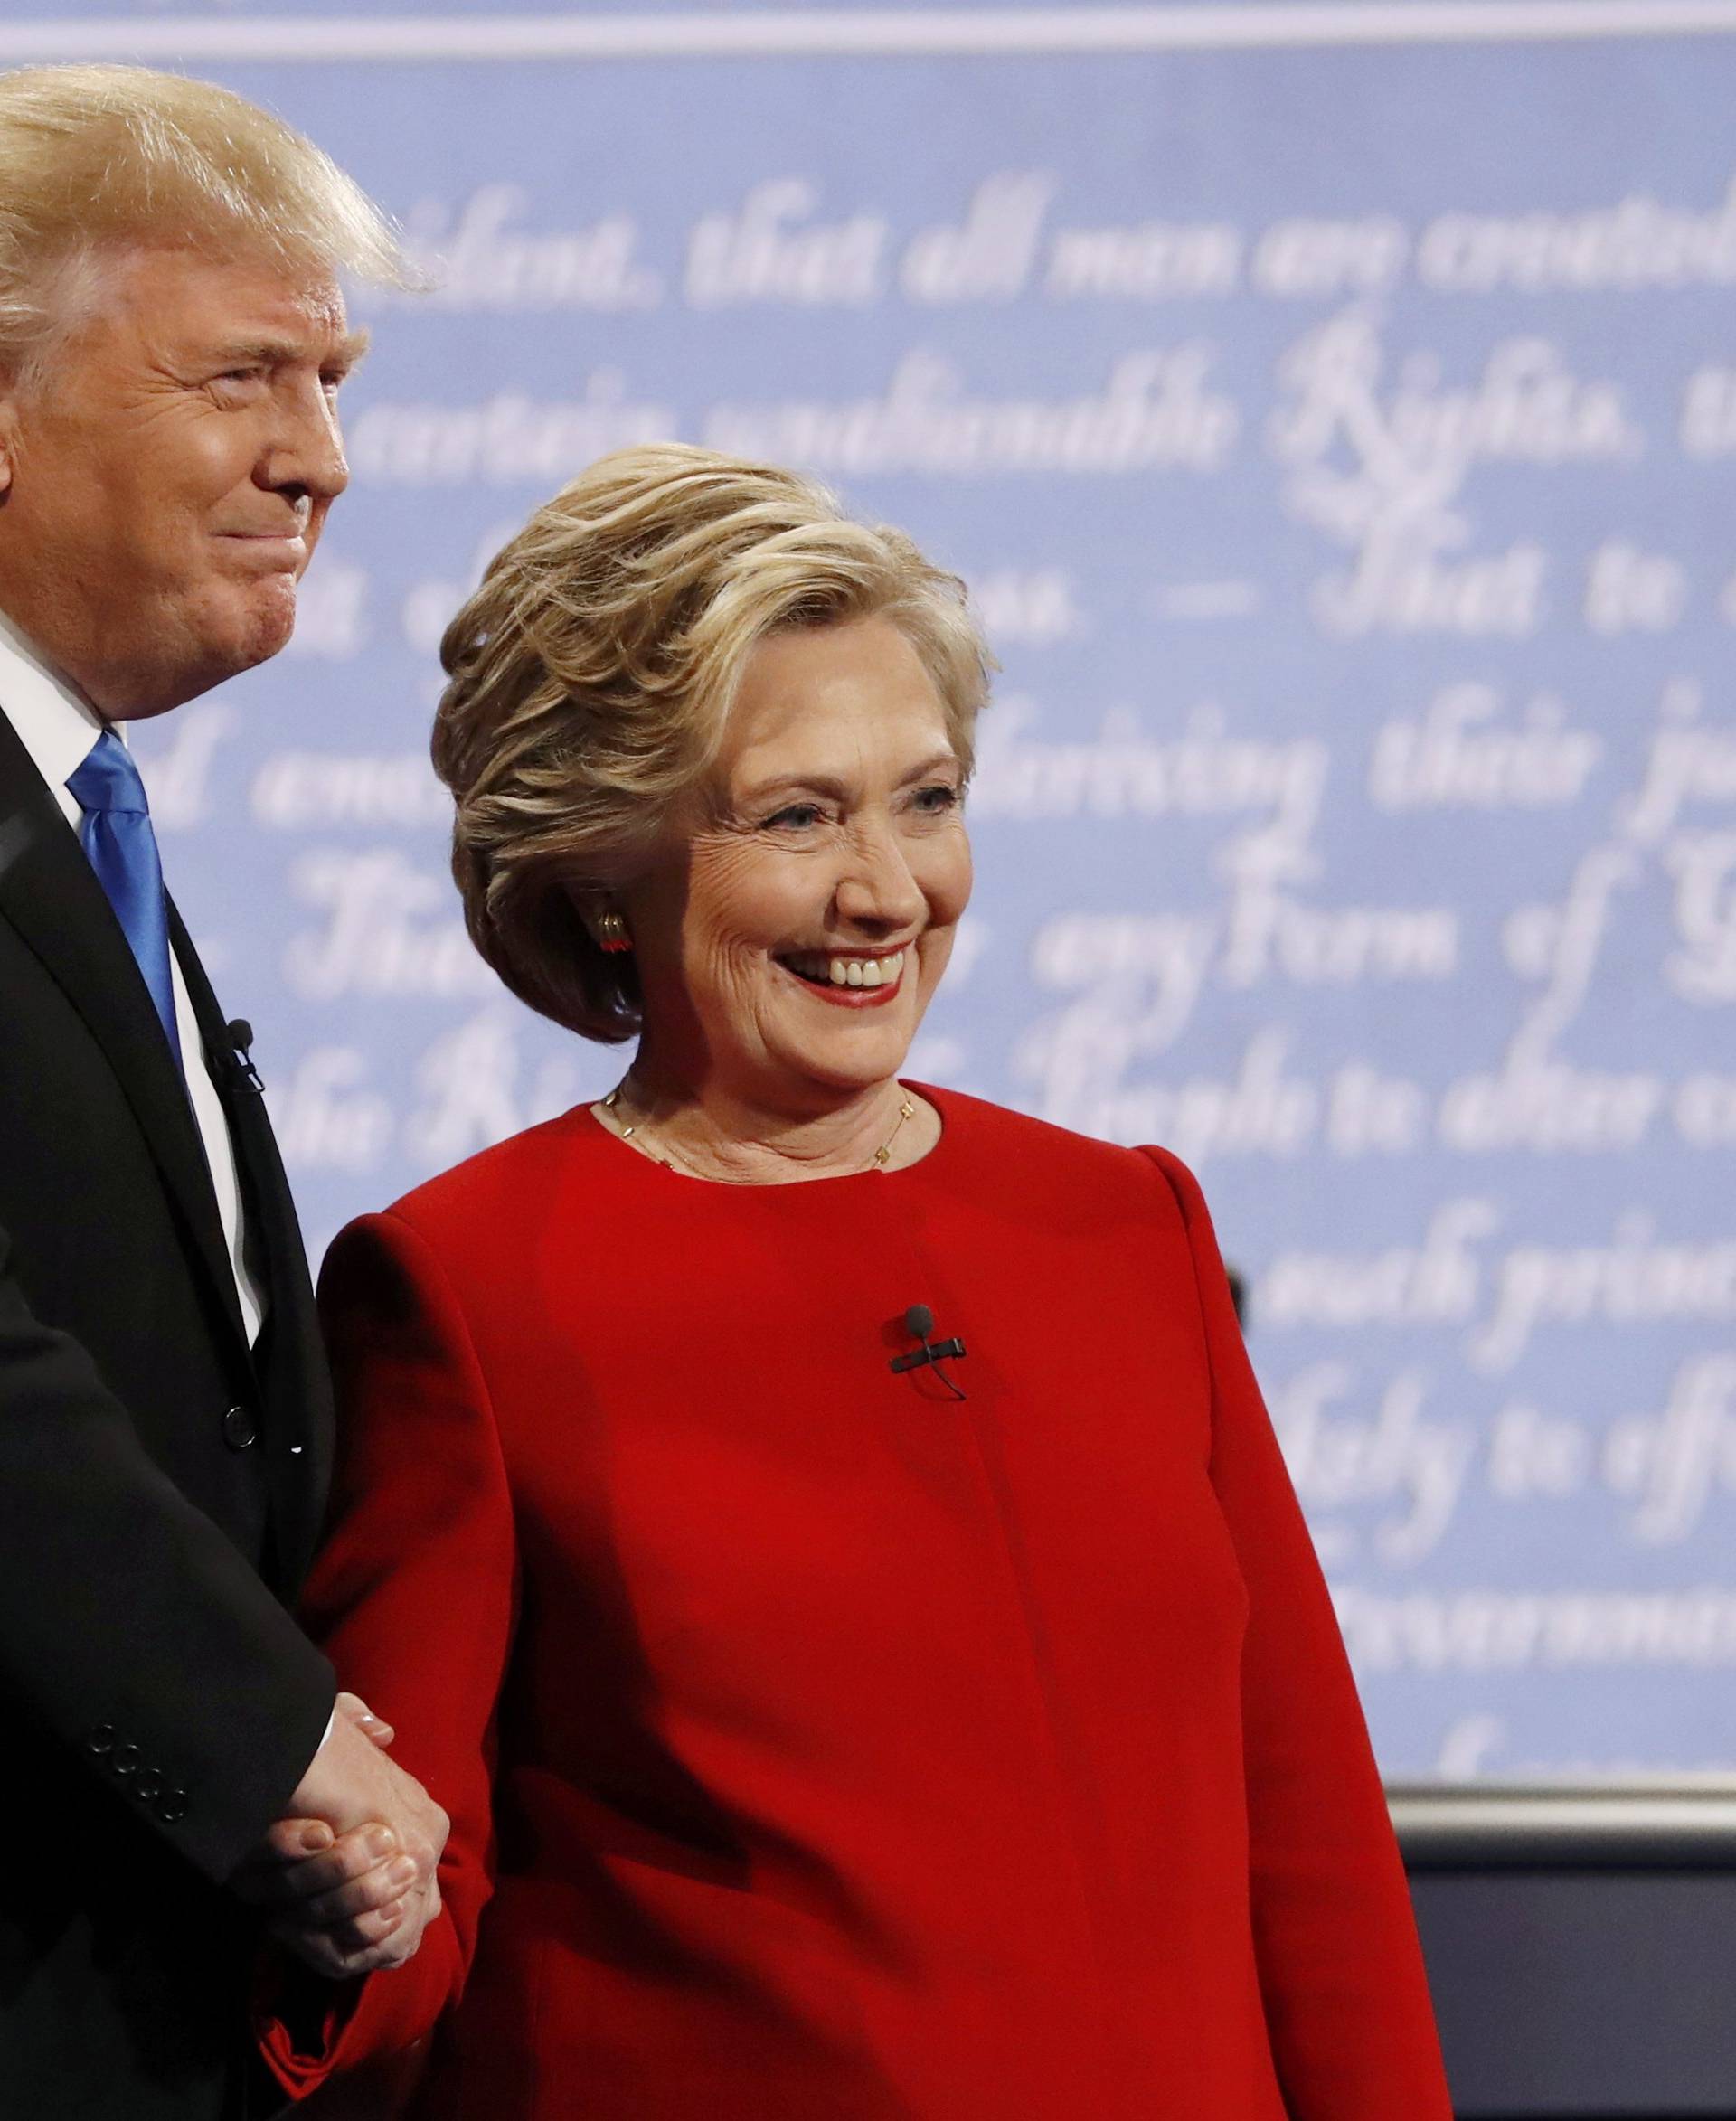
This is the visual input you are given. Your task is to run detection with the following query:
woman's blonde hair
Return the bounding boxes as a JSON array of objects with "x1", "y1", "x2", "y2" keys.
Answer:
[
  {"x1": 434, "y1": 443, "x2": 993, "y2": 1043},
  {"x1": 0, "y1": 64, "x2": 412, "y2": 384}
]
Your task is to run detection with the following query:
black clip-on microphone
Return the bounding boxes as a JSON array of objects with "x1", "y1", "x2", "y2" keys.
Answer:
[
  {"x1": 223, "y1": 1018, "x2": 266, "y2": 1095},
  {"x1": 889, "y1": 1303, "x2": 968, "y2": 1400}
]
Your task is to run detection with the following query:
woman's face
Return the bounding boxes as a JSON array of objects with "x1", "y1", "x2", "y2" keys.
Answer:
[{"x1": 621, "y1": 615, "x2": 973, "y2": 1109}]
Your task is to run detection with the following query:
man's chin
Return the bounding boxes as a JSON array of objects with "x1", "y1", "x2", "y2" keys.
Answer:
[
  {"x1": 131, "y1": 586, "x2": 301, "y2": 711},
  {"x1": 246, "y1": 578, "x2": 300, "y2": 660},
  {"x1": 210, "y1": 580, "x2": 299, "y2": 679}
]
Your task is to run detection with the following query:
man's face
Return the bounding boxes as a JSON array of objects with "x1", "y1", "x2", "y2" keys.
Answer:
[{"x1": 0, "y1": 244, "x2": 364, "y2": 716}]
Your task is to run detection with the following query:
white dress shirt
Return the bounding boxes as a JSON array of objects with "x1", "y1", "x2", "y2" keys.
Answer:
[{"x1": 0, "y1": 608, "x2": 266, "y2": 1346}]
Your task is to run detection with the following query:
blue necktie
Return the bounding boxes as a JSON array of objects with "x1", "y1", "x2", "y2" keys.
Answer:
[{"x1": 67, "y1": 729, "x2": 184, "y2": 1075}]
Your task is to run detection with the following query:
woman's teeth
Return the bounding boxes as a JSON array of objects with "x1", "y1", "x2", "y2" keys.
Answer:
[{"x1": 784, "y1": 947, "x2": 906, "y2": 990}]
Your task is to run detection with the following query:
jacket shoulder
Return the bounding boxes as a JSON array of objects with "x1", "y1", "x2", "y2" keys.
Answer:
[
  {"x1": 383, "y1": 1103, "x2": 606, "y2": 1241},
  {"x1": 929, "y1": 1086, "x2": 1192, "y2": 1229}
]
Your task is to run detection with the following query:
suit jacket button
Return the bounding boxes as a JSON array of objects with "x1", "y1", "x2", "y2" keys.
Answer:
[
  {"x1": 222, "y1": 1404, "x2": 259, "y2": 1451},
  {"x1": 111, "y1": 1743, "x2": 139, "y2": 1779},
  {"x1": 86, "y1": 1724, "x2": 117, "y2": 1757},
  {"x1": 135, "y1": 1770, "x2": 164, "y2": 1801},
  {"x1": 156, "y1": 1790, "x2": 189, "y2": 1824}
]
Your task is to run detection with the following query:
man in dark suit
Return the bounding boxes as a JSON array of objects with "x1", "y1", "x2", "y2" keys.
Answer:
[{"x1": 0, "y1": 64, "x2": 448, "y2": 2117}]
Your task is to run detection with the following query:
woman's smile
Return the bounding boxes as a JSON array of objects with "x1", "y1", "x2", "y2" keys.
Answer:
[{"x1": 776, "y1": 943, "x2": 910, "y2": 1004}]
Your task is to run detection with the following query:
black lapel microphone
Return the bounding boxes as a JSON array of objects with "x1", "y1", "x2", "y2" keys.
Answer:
[
  {"x1": 222, "y1": 1018, "x2": 266, "y2": 1095},
  {"x1": 889, "y1": 1303, "x2": 968, "y2": 1400}
]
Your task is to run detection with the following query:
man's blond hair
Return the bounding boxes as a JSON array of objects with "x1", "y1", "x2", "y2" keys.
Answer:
[{"x1": 0, "y1": 64, "x2": 413, "y2": 382}]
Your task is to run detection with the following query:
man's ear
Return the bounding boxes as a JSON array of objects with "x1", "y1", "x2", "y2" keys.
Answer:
[{"x1": 0, "y1": 378, "x2": 19, "y2": 502}]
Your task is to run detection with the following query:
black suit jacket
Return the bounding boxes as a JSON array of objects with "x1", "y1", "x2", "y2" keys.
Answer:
[{"x1": 0, "y1": 705, "x2": 336, "y2": 2118}]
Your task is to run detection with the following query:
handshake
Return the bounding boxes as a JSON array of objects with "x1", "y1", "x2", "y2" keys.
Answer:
[{"x1": 232, "y1": 1693, "x2": 450, "y2": 1980}]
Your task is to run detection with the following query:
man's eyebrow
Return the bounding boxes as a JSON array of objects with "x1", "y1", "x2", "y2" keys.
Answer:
[{"x1": 203, "y1": 325, "x2": 373, "y2": 372}]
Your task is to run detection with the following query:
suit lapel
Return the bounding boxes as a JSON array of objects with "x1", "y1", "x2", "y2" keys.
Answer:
[
  {"x1": 0, "y1": 708, "x2": 248, "y2": 1359},
  {"x1": 168, "y1": 901, "x2": 334, "y2": 1590}
]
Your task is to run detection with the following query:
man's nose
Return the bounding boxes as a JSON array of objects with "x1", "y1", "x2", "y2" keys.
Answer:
[{"x1": 261, "y1": 380, "x2": 350, "y2": 505}]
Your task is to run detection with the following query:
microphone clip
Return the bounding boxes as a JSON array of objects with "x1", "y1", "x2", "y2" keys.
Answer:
[
  {"x1": 223, "y1": 1018, "x2": 265, "y2": 1095},
  {"x1": 889, "y1": 1304, "x2": 968, "y2": 1400}
]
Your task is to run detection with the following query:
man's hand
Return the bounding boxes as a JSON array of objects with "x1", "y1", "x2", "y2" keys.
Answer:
[{"x1": 233, "y1": 1693, "x2": 449, "y2": 1979}]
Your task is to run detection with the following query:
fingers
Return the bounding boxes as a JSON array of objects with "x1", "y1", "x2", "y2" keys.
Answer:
[
  {"x1": 250, "y1": 1816, "x2": 336, "y2": 1871},
  {"x1": 235, "y1": 1819, "x2": 401, "y2": 1901},
  {"x1": 269, "y1": 1903, "x2": 407, "y2": 1981},
  {"x1": 336, "y1": 1691, "x2": 396, "y2": 1750},
  {"x1": 270, "y1": 1874, "x2": 443, "y2": 1982},
  {"x1": 300, "y1": 1852, "x2": 422, "y2": 1929},
  {"x1": 246, "y1": 1825, "x2": 422, "y2": 1919}
]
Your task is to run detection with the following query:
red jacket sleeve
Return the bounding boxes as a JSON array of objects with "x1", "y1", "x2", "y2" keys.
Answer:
[
  {"x1": 258, "y1": 1210, "x2": 518, "y2": 2099},
  {"x1": 1142, "y1": 1147, "x2": 1453, "y2": 2121}
]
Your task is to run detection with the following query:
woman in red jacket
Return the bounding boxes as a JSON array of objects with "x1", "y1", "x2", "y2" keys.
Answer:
[{"x1": 258, "y1": 444, "x2": 1451, "y2": 2118}]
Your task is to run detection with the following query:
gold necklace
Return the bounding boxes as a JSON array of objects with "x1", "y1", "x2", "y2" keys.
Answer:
[{"x1": 599, "y1": 1081, "x2": 917, "y2": 1177}]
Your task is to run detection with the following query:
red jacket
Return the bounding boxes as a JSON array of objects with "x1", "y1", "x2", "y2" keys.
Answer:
[{"x1": 260, "y1": 1088, "x2": 1451, "y2": 2118}]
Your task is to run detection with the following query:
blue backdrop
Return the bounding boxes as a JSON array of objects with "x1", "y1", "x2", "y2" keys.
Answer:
[{"x1": 10, "y1": 0, "x2": 1736, "y2": 1778}]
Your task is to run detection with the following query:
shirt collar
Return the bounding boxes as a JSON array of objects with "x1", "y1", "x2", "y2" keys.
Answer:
[{"x1": 0, "y1": 603, "x2": 108, "y2": 796}]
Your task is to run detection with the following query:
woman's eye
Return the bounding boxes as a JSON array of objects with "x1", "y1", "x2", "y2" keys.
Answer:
[
  {"x1": 913, "y1": 784, "x2": 960, "y2": 814},
  {"x1": 765, "y1": 803, "x2": 824, "y2": 831}
]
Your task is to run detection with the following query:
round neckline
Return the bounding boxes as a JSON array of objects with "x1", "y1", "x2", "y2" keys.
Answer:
[{"x1": 581, "y1": 1081, "x2": 952, "y2": 1192}]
